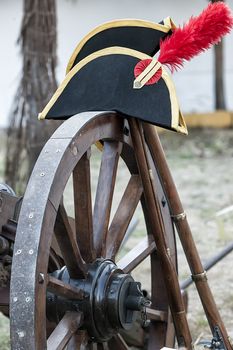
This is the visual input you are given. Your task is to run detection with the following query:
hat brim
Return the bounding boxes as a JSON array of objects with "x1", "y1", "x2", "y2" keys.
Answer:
[{"x1": 40, "y1": 47, "x2": 187, "y2": 134}]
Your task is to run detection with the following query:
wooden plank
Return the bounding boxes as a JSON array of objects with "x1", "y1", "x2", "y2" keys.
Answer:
[
  {"x1": 47, "y1": 275, "x2": 84, "y2": 300},
  {"x1": 93, "y1": 141, "x2": 122, "y2": 257},
  {"x1": 106, "y1": 175, "x2": 142, "y2": 259},
  {"x1": 54, "y1": 203, "x2": 87, "y2": 278},
  {"x1": 117, "y1": 235, "x2": 156, "y2": 273},
  {"x1": 47, "y1": 312, "x2": 83, "y2": 350},
  {"x1": 73, "y1": 149, "x2": 94, "y2": 262}
]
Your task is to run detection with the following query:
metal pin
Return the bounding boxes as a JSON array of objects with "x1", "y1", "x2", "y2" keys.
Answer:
[
  {"x1": 38, "y1": 273, "x2": 45, "y2": 284},
  {"x1": 72, "y1": 146, "x2": 78, "y2": 156},
  {"x1": 149, "y1": 169, "x2": 154, "y2": 181},
  {"x1": 171, "y1": 212, "x2": 186, "y2": 222},
  {"x1": 191, "y1": 271, "x2": 208, "y2": 282}
]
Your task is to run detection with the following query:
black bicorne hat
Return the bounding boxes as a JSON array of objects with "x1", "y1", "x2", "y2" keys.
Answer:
[
  {"x1": 39, "y1": 19, "x2": 187, "y2": 134},
  {"x1": 66, "y1": 17, "x2": 176, "y2": 73}
]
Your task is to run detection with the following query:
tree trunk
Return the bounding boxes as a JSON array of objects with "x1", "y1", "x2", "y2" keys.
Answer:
[
  {"x1": 211, "y1": 0, "x2": 226, "y2": 110},
  {"x1": 4, "y1": 0, "x2": 60, "y2": 193}
]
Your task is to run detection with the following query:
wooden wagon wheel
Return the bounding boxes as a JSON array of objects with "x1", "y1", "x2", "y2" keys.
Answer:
[{"x1": 10, "y1": 111, "x2": 177, "y2": 350}]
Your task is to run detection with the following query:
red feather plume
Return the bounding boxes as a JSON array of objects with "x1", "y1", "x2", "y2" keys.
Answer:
[{"x1": 158, "y1": 2, "x2": 233, "y2": 72}]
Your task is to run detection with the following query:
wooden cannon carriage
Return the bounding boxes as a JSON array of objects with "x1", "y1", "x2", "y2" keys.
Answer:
[{"x1": 0, "y1": 4, "x2": 233, "y2": 349}]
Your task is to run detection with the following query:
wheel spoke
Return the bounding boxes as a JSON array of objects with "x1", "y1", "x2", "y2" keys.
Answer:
[
  {"x1": 146, "y1": 307, "x2": 168, "y2": 322},
  {"x1": 54, "y1": 203, "x2": 87, "y2": 278},
  {"x1": 106, "y1": 175, "x2": 143, "y2": 259},
  {"x1": 93, "y1": 141, "x2": 122, "y2": 257},
  {"x1": 47, "y1": 275, "x2": 84, "y2": 300},
  {"x1": 67, "y1": 330, "x2": 86, "y2": 349},
  {"x1": 96, "y1": 343, "x2": 109, "y2": 350},
  {"x1": 73, "y1": 149, "x2": 94, "y2": 262},
  {"x1": 117, "y1": 235, "x2": 156, "y2": 273},
  {"x1": 108, "y1": 334, "x2": 129, "y2": 350},
  {"x1": 149, "y1": 251, "x2": 169, "y2": 349},
  {"x1": 47, "y1": 312, "x2": 83, "y2": 350}
]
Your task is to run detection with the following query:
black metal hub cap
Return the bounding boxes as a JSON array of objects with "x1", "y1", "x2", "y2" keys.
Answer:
[{"x1": 47, "y1": 259, "x2": 150, "y2": 342}]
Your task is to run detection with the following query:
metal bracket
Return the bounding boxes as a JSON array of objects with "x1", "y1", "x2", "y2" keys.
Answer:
[
  {"x1": 191, "y1": 271, "x2": 208, "y2": 283},
  {"x1": 197, "y1": 326, "x2": 227, "y2": 350},
  {"x1": 171, "y1": 212, "x2": 186, "y2": 222}
]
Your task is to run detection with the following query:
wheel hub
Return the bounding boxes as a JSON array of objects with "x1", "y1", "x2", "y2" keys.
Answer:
[{"x1": 47, "y1": 259, "x2": 150, "y2": 342}]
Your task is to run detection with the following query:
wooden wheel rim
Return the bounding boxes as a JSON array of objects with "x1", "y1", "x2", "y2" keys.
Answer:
[{"x1": 10, "y1": 111, "x2": 177, "y2": 349}]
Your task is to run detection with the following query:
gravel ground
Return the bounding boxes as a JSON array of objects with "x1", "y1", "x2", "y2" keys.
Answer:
[{"x1": 0, "y1": 127, "x2": 233, "y2": 347}]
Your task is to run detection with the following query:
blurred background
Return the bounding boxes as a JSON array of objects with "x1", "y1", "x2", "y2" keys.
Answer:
[
  {"x1": 0, "y1": 1, "x2": 233, "y2": 349},
  {"x1": 0, "y1": 0, "x2": 233, "y2": 191},
  {"x1": 1, "y1": 0, "x2": 233, "y2": 124}
]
